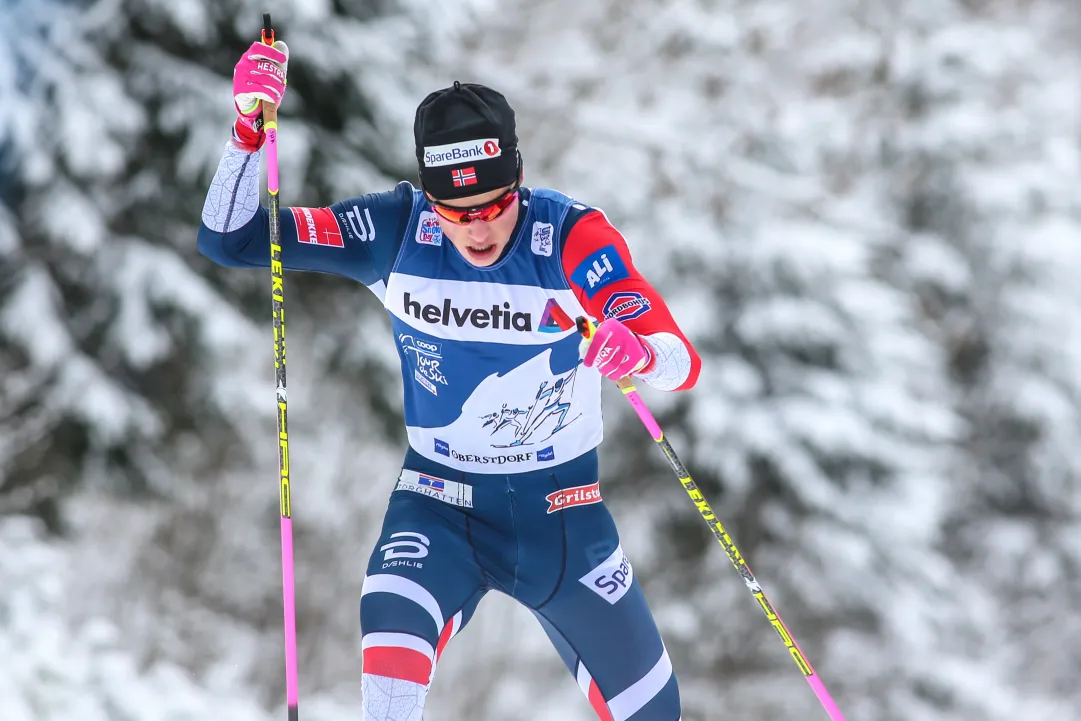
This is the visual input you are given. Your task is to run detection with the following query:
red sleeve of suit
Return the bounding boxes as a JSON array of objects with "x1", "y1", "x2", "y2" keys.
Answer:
[{"x1": 560, "y1": 209, "x2": 701, "y2": 391}]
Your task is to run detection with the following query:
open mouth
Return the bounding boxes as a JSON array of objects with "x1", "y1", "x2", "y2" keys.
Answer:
[{"x1": 466, "y1": 244, "x2": 497, "y2": 260}]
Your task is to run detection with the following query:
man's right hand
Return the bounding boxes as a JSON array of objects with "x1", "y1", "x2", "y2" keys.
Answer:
[{"x1": 232, "y1": 40, "x2": 289, "y2": 151}]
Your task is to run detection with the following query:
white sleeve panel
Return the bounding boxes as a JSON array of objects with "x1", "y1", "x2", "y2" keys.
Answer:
[
  {"x1": 200, "y1": 141, "x2": 262, "y2": 233},
  {"x1": 637, "y1": 332, "x2": 693, "y2": 391}
]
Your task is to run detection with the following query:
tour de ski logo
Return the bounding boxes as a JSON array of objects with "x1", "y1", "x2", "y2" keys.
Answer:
[
  {"x1": 399, "y1": 333, "x2": 448, "y2": 395},
  {"x1": 416, "y1": 211, "x2": 443, "y2": 246},
  {"x1": 478, "y1": 366, "x2": 581, "y2": 457}
]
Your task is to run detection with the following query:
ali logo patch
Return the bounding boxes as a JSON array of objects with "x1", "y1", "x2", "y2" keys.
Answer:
[{"x1": 570, "y1": 245, "x2": 629, "y2": 298}]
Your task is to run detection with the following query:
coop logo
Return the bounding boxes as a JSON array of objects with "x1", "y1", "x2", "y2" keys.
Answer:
[
  {"x1": 413, "y1": 338, "x2": 441, "y2": 355},
  {"x1": 423, "y1": 138, "x2": 502, "y2": 167},
  {"x1": 379, "y1": 531, "x2": 429, "y2": 570},
  {"x1": 579, "y1": 544, "x2": 634, "y2": 604},
  {"x1": 416, "y1": 211, "x2": 443, "y2": 246},
  {"x1": 403, "y1": 292, "x2": 534, "y2": 332},
  {"x1": 603, "y1": 291, "x2": 651, "y2": 322},
  {"x1": 545, "y1": 482, "x2": 602, "y2": 514}
]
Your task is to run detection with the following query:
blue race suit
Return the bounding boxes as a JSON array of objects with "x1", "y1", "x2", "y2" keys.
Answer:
[{"x1": 198, "y1": 142, "x2": 698, "y2": 721}]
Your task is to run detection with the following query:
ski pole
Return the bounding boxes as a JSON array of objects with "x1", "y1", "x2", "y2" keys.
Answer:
[
  {"x1": 575, "y1": 316, "x2": 847, "y2": 721},
  {"x1": 260, "y1": 12, "x2": 300, "y2": 721}
]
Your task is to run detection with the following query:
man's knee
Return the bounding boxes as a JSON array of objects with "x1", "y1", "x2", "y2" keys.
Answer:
[
  {"x1": 359, "y1": 586, "x2": 466, "y2": 721},
  {"x1": 361, "y1": 572, "x2": 446, "y2": 642},
  {"x1": 360, "y1": 573, "x2": 469, "y2": 685}
]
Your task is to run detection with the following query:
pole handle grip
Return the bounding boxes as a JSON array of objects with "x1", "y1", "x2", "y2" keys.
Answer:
[{"x1": 260, "y1": 13, "x2": 279, "y2": 124}]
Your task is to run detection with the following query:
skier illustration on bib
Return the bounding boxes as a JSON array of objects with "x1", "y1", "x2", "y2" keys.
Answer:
[
  {"x1": 199, "y1": 38, "x2": 702, "y2": 721},
  {"x1": 480, "y1": 403, "x2": 530, "y2": 436},
  {"x1": 487, "y1": 366, "x2": 582, "y2": 448}
]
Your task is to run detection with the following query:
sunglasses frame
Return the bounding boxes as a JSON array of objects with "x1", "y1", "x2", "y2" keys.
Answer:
[{"x1": 430, "y1": 184, "x2": 521, "y2": 225}]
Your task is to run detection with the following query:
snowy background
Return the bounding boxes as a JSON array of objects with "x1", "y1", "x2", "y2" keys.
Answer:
[{"x1": 1, "y1": 0, "x2": 1080, "y2": 719}]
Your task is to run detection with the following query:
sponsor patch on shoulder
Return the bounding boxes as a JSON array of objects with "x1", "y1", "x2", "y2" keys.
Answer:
[
  {"x1": 571, "y1": 245, "x2": 629, "y2": 298},
  {"x1": 337, "y1": 204, "x2": 376, "y2": 242},
  {"x1": 290, "y1": 207, "x2": 344, "y2": 247}
]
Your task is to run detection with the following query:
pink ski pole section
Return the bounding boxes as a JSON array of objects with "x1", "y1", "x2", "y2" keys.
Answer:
[
  {"x1": 280, "y1": 514, "x2": 299, "y2": 707},
  {"x1": 265, "y1": 124, "x2": 280, "y2": 196}
]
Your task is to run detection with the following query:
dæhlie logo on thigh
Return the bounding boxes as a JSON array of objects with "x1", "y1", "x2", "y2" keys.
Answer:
[{"x1": 380, "y1": 531, "x2": 430, "y2": 570}]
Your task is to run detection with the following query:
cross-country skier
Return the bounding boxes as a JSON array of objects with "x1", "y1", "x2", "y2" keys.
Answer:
[{"x1": 198, "y1": 41, "x2": 701, "y2": 721}]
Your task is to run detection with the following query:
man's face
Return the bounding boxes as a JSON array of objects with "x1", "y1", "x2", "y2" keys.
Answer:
[{"x1": 429, "y1": 184, "x2": 520, "y2": 267}]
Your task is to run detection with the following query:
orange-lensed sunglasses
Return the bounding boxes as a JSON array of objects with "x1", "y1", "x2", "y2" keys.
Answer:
[{"x1": 430, "y1": 184, "x2": 520, "y2": 225}]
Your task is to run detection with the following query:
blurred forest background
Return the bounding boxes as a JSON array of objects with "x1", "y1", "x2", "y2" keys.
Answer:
[{"x1": 2, "y1": 0, "x2": 1080, "y2": 719}]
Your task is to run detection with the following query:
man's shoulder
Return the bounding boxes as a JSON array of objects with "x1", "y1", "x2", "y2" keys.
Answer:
[
  {"x1": 332, "y1": 180, "x2": 421, "y2": 209},
  {"x1": 527, "y1": 186, "x2": 592, "y2": 210},
  {"x1": 525, "y1": 187, "x2": 600, "y2": 230},
  {"x1": 320, "y1": 181, "x2": 421, "y2": 243}
]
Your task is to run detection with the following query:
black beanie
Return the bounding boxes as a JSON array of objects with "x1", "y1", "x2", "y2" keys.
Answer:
[{"x1": 414, "y1": 81, "x2": 519, "y2": 200}]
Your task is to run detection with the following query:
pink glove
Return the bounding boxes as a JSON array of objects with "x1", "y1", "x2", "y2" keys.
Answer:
[
  {"x1": 581, "y1": 318, "x2": 653, "y2": 380},
  {"x1": 232, "y1": 40, "x2": 289, "y2": 151}
]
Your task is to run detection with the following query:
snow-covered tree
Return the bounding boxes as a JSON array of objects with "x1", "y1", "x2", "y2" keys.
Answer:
[
  {"x1": 435, "y1": 1, "x2": 1081, "y2": 720},
  {"x1": 0, "y1": 0, "x2": 448, "y2": 716},
  {"x1": 894, "y1": 1, "x2": 1081, "y2": 714}
]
